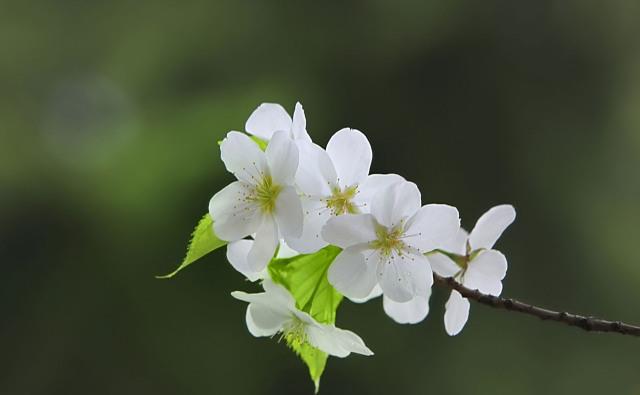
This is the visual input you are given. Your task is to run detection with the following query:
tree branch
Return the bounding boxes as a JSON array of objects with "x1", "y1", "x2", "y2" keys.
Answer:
[{"x1": 433, "y1": 274, "x2": 640, "y2": 337}]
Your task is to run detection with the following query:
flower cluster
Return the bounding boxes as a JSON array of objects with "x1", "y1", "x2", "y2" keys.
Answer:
[{"x1": 209, "y1": 102, "x2": 516, "y2": 364}]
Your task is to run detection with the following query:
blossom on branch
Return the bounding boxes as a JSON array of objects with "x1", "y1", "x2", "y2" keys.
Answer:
[
  {"x1": 245, "y1": 102, "x2": 311, "y2": 142},
  {"x1": 322, "y1": 179, "x2": 460, "y2": 324},
  {"x1": 429, "y1": 204, "x2": 516, "y2": 335},
  {"x1": 231, "y1": 279, "x2": 374, "y2": 358},
  {"x1": 289, "y1": 127, "x2": 404, "y2": 254},
  {"x1": 209, "y1": 130, "x2": 303, "y2": 277}
]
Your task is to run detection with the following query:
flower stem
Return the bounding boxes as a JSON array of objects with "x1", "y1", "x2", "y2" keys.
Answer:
[{"x1": 433, "y1": 274, "x2": 640, "y2": 337}]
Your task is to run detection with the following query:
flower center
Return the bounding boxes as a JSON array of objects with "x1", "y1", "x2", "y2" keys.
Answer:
[
  {"x1": 371, "y1": 224, "x2": 406, "y2": 256},
  {"x1": 249, "y1": 174, "x2": 282, "y2": 214},
  {"x1": 282, "y1": 318, "x2": 307, "y2": 347},
  {"x1": 325, "y1": 185, "x2": 359, "y2": 215}
]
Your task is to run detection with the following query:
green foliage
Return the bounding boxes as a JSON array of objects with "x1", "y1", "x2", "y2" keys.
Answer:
[
  {"x1": 268, "y1": 246, "x2": 343, "y2": 392},
  {"x1": 157, "y1": 213, "x2": 227, "y2": 279},
  {"x1": 250, "y1": 135, "x2": 268, "y2": 150}
]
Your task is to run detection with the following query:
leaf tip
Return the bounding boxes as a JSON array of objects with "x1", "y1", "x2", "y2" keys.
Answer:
[{"x1": 314, "y1": 379, "x2": 320, "y2": 394}]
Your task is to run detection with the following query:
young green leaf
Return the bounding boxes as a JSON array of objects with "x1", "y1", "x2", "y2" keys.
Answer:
[
  {"x1": 156, "y1": 213, "x2": 227, "y2": 279},
  {"x1": 268, "y1": 246, "x2": 343, "y2": 391}
]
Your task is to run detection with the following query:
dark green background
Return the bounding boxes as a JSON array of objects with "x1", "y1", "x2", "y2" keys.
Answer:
[{"x1": 2, "y1": 1, "x2": 640, "y2": 394}]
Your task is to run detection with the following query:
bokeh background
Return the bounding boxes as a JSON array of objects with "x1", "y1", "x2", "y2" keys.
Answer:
[{"x1": 3, "y1": 1, "x2": 640, "y2": 394}]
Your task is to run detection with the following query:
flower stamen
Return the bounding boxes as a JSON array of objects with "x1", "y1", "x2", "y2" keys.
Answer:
[{"x1": 325, "y1": 185, "x2": 359, "y2": 215}]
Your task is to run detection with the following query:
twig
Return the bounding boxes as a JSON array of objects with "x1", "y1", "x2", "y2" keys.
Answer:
[{"x1": 433, "y1": 274, "x2": 640, "y2": 337}]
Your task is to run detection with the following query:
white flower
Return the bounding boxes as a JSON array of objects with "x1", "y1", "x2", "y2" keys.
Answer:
[
  {"x1": 226, "y1": 239, "x2": 299, "y2": 282},
  {"x1": 429, "y1": 205, "x2": 516, "y2": 336},
  {"x1": 322, "y1": 180, "x2": 460, "y2": 324},
  {"x1": 244, "y1": 102, "x2": 311, "y2": 142},
  {"x1": 209, "y1": 130, "x2": 303, "y2": 276},
  {"x1": 288, "y1": 127, "x2": 405, "y2": 254},
  {"x1": 231, "y1": 280, "x2": 374, "y2": 358}
]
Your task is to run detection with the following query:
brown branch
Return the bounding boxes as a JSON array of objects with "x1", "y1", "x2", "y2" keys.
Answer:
[{"x1": 433, "y1": 274, "x2": 640, "y2": 337}]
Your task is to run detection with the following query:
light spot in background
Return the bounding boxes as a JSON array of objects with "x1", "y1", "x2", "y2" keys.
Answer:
[{"x1": 40, "y1": 74, "x2": 138, "y2": 169}]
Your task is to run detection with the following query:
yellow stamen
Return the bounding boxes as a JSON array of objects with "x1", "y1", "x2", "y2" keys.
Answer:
[
  {"x1": 248, "y1": 175, "x2": 282, "y2": 214},
  {"x1": 325, "y1": 185, "x2": 359, "y2": 215}
]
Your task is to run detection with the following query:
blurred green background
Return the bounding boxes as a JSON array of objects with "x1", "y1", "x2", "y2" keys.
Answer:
[{"x1": 2, "y1": 1, "x2": 640, "y2": 394}]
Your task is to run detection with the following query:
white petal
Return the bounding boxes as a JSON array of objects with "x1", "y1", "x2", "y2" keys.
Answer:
[
  {"x1": 247, "y1": 219, "x2": 279, "y2": 272},
  {"x1": 469, "y1": 204, "x2": 516, "y2": 250},
  {"x1": 274, "y1": 186, "x2": 303, "y2": 238},
  {"x1": 329, "y1": 326, "x2": 373, "y2": 356},
  {"x1": 440, "y1": 227, "x2": 469, "y2": 255},
  {"x1": 244, "y1": 303, "x2": 289, "y2": 337},
  {"x1": 294, "y1": 140, "x2": 337, "y2": 197},
  {"x1": 275, "y1": 240, "x2": 299, "y2": 259},
  {"x1": 230, "y1": 288, "x2": 291, "y2": 318},
  {"x1": 266, "y1": 130, "x2": 299, "y2": 185},
  {"x1": 291, "y1": 102, "x2": 311, "y2": 142},
  {"x1": 383, "y1": 293, "x2": 430, "y2": 324},
  {"x1": 220, "y1": 131, "x2": 268, "y2": 184},
  {"x1": 305, "y1": 325, "x2": 349, "y2": 357},
  {"x1": 444, "y1": 290, "x2": 470, "y2": 336},
  {"x1": 326, "y1": 128, "x2": 372, "y2": 188},
  {"x1": 353, "y1": 173, "x2": 405, "y2": 213},
  {"x1": 226, "y1": 240, "x2": 264, "y2": 281},
  {"x1": 327, "y1": 246, "x2": 378, "y2": 300},
  {"x1": 348, "y1": 284, "x2": 382, "y2": 303},
  {"x1": 463, "y1": 249, "x2": 507, "y2": 296},
  {"x1": 371, "y1": 181, "x2": 421, "y2": 228},
  {"x1": 245, "y1": 103, "x2": 292, "y2": 140},
  {"x1": 404, "y1": 204, "x2": 460, "y2": 253},
  {"x1": 261, "y1": 279, "x2": 297, "y2": 311},
  {"x1": 426, "y1": 253, "x2": 460, "y2": 278},
  {"x1": 209, "y1": 181, "x2": 262, "y2": 241},
  {"x1": 321, "y1": 214, "x2": 377, "y2": 249},
  {"x1": 305, "y1": 324, "x2": 373, "y2": 358},
  {"x1": 378, "y1": 252, "x2": 433, "y2": 303},
  {"x1": 286, "y1": 198, "x2": 331, "y2": 254}
]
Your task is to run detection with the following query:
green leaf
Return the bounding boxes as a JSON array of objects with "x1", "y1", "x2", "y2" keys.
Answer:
[
  {"x1": 268, "y1": 246, "x2": 343, "y2": 392},
  {"x1": 290, "y1": 342, "x2": 327, "y2": 394},
  {"x1": 156, "y1": 213, "x2": 227, "y2": 279},
  {"x1": 250, "y1": 135, "x2": 268, "y2": 150}
]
